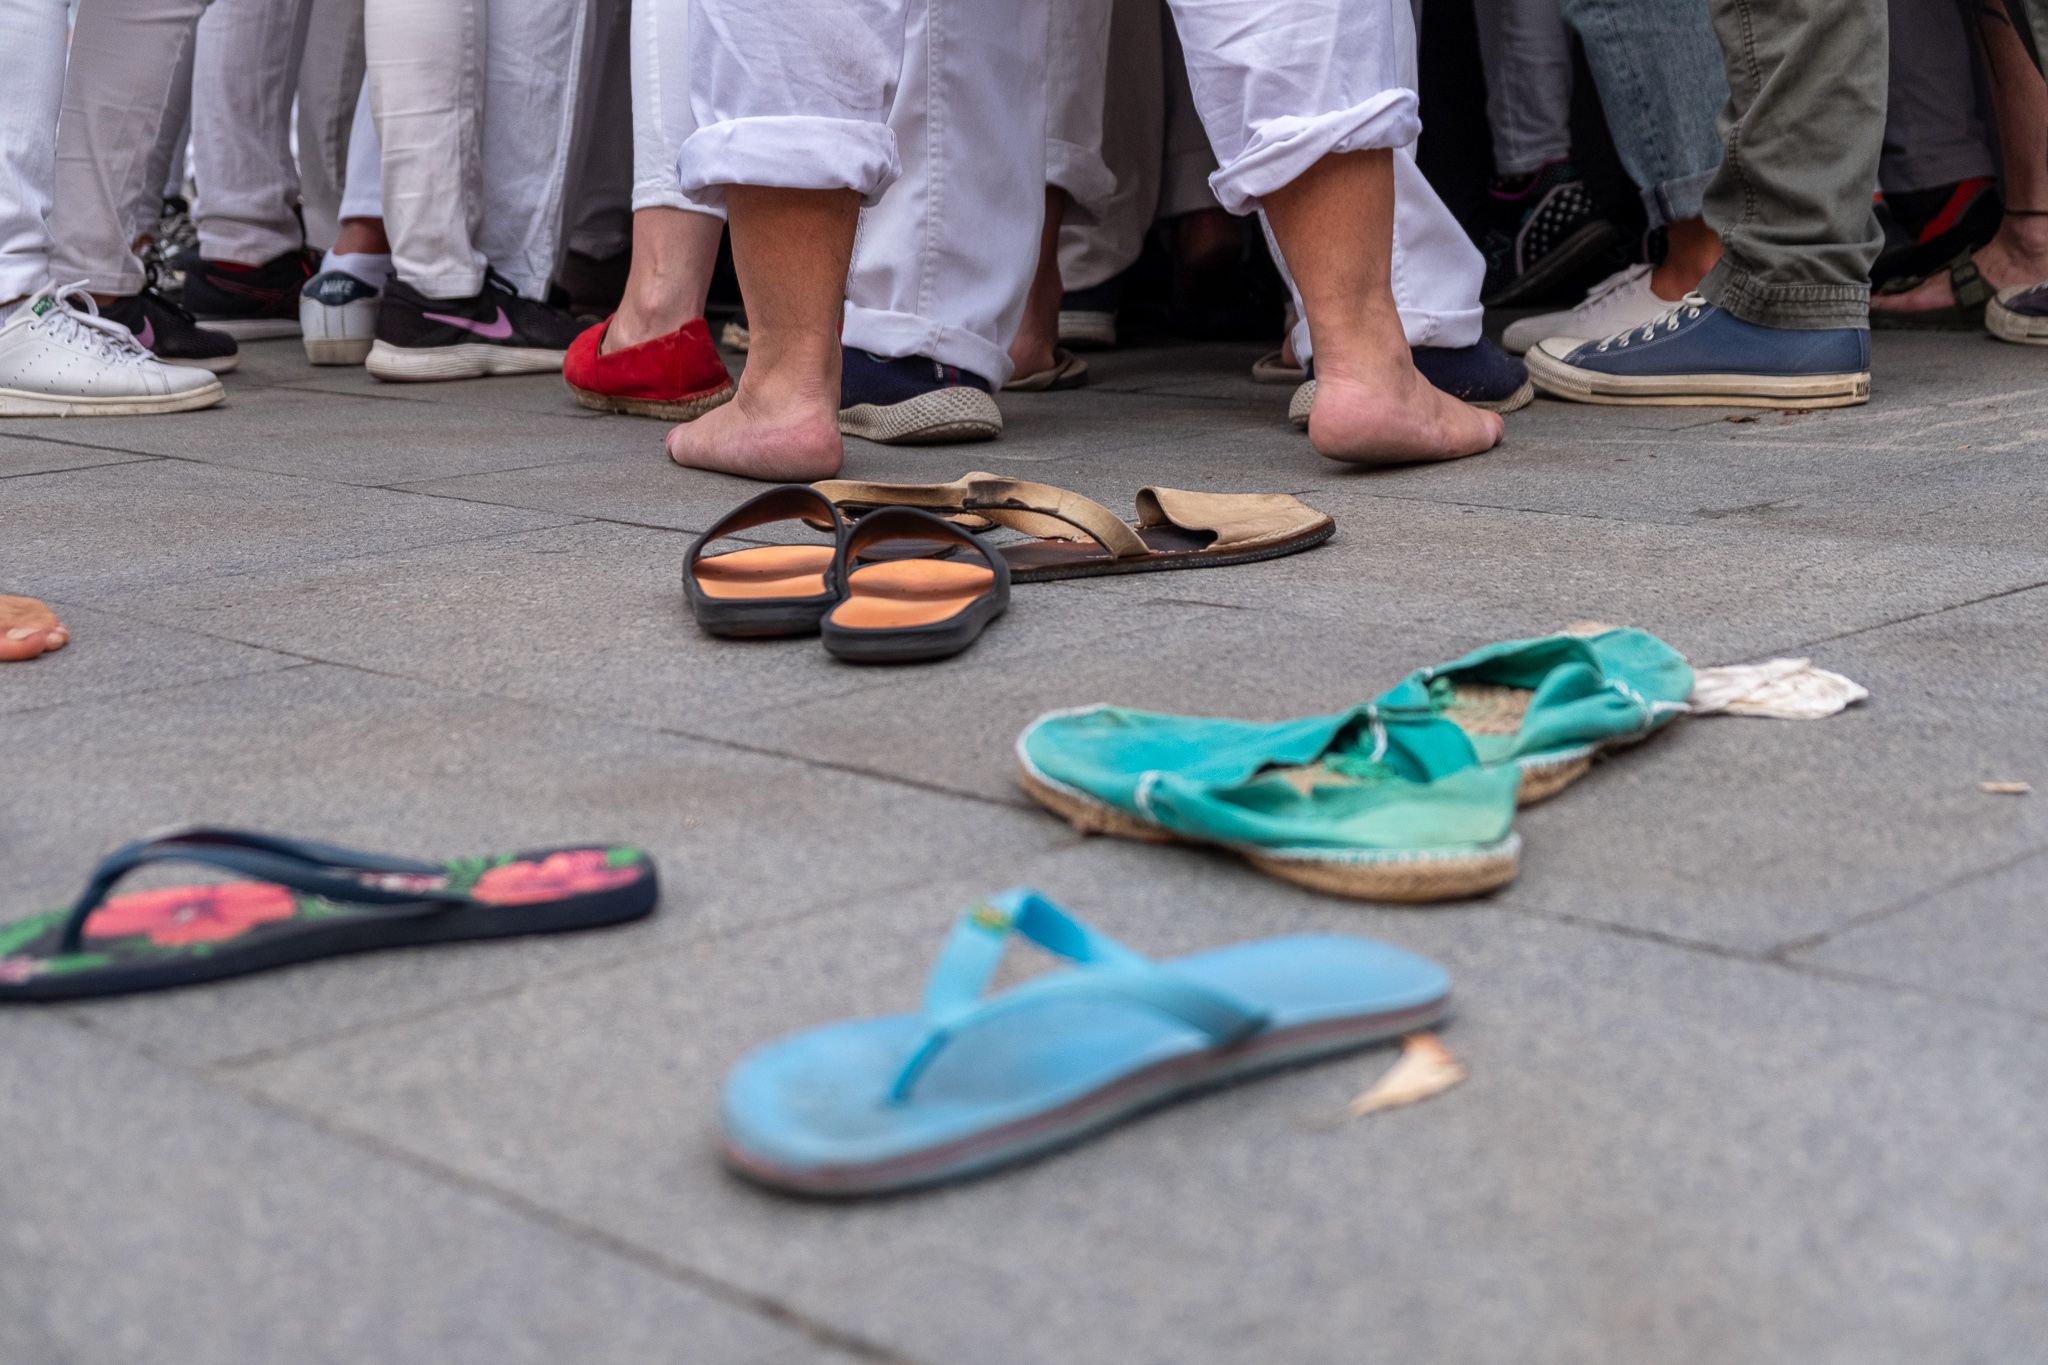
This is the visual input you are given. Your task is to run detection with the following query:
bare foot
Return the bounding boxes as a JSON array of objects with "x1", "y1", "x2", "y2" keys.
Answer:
[
  {"x1": 1007, "y1": 325, "x2": 1059, "y2": 382},
  {"x1": 604, "y1": 296, "x2": 689, "y2": 355},
  {"x1": 665, "y1": 382, "x2": 843, "y2": 482},
  {"x1": 1306, "y1": 358, "x2": 1503, "y2": 466},
  {"x1": 1872, "y1": 226, "x2": 2048, "y2": 314},
  {"x1": 0, "y1": 595, "x2": 68, "y2": 662}
]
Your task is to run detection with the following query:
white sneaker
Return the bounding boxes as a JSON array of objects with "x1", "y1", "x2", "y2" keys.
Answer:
[
  {"x1": 0, "y1": 284, "x2": 224, "y2": 417},
  {"x1": 300, "y1": 270, "x2": 382, "y2": 365},
  {"x1": 1501, "y1": 264, "x2": 1676, "y2": 356}
]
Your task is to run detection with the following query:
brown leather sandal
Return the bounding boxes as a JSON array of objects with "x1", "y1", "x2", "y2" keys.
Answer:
[{"x1": 809, "y1": 472, "x2": 1334, "y2": 582}]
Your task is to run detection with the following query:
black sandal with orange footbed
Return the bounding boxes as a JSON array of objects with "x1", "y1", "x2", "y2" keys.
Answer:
[
  {"x1": 683, "y1": 485, "x2": 848, "y2": 638},
  {"x1": 820, "y1": 508, "x2": 1009, "y2": 664}
]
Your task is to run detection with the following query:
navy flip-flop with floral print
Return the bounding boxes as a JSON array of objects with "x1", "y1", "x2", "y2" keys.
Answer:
[{"x1": 0, "y1": 827, "x2": 659, "y2": 1001}]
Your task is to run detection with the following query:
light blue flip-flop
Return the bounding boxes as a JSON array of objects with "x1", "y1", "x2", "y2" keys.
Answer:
[
  {"x1": 721, "y1": 889, "x2": 1450, "y2": 1195},
  {"x1": 1375, "y1": 627, "x2": 1692, "y2": 802},
  {"x1": 1016, "y1": 706, "x2": 1522, "y2": 901}
]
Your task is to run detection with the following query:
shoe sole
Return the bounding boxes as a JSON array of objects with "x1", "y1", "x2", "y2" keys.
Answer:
[
  {"x1": 1986, "y1": 297, "x2": 2048, "y2": 346},
  {"x1": 719, "y1": 320, "x2": 750, "y2": 353},
  {"x1": 1287, "y1": 376, "x2": 1535, "y2": 430},
  {"x1": 838, "y1": 387, "x2": 1003, "y2": 444},
  {"x1": 723, "y1": 993, "x2": 1449, "y2": 1196},
  {"x1": 1015, "y1": 758, "x2": 1519, "y2": 903},
  {"x1": 300, "y1": 297, "x2": 379, "y2": 366},
  {"x1": 568, "y1": 380, "x2": 735, "y2": 420},
  {"x1": 1056, "y1": 310, "x2": 1117, "y2": 350},
  {"x1": 365, "y1": 340, "x2": 567, "y2": 382},
  {"x1": 198, "y1": 317, "x2": 301, "y2": 340},
  {"x1": 1525, "y1": 346, "x2": 1870, "y2": 408},
  {"x1": 1484, "y1": 220, "x2": 1622, "y2": 309},
  {"x1": 0, "y1": 379, "x2": 225, "y2": 417}
]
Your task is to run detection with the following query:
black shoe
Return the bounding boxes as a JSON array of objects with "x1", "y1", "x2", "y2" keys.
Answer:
[
  {"x1": 100, "y1": 289, "x2": 240, "y2": 373},
  {"x1": 1871, "y1": 176, "x2": 2001, "y2": 288},
  {"x1": 1480, "y1": 160, "x2": 1622, "y2": 308},
  {"x1": 182, "y1": 248, "x2": 317, "y2": 339},
  {"x1": 1057, "y1": 279, "x2": 1121, "y2": 350},
  {"x1": 364, "y1": 270, "x2": 584, "y2": 382},
  {"x1": 837, "y1": 348, "x2": 1002, "y2": 444},
  {"x1": 549, "y1": 248, "x2": 631, "y2": 319}
]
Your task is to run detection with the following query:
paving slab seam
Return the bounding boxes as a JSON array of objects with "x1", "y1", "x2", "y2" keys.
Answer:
[
  {"x1": 35, "y1": 1007, "x2": 919, "y2": 1364},
  {"x1": 0, "y1": 657, "x2": 321, "y2": 720},
  {"x1": 1761, "y1": 576, "x2": 2048, "y2": 655},
  {"x1": 1, "y1": 453, "x2": 162, "y2": 480},
  {"x1": 375, "y1": 479, "x2": 737, "y2": 537},
  {"x1": 1508, "y1": 901, "x2": 2048, "y2": 1025},
  {"x1": 0, "y1": 424, "x2": 172, "y2": 459},
  {"x1": 1767, "y1": 844, "x2": 2048, "y2": 960}
]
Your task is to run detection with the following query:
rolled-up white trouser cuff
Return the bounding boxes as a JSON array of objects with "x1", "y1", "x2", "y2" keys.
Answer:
[
  {"x1": 1208, "y1": 90, "x2": 1420, "y2": 216},
  {"x1": 842, "y1": 304, "x2": 1013, "y2": 388},
  {"x1": 1046, "y1": 139, "x2": 1116, "y2": 226},
  {"x1": 677, "y1": 118, "x2": 900, "y2": 213},
  {"x1": 630, "y1": 181, "x2": 728, "y2": 220}
]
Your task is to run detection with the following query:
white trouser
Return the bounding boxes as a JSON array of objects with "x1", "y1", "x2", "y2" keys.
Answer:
[
  {"x1": 1470, "y1": 0, "x2": 1573, "y2": 177},
  {"x1": 840, "y1": 0, "x2": 1052, "y2": 384},
  {"x1": 1045, "y1": 0, "x2": 1114, "y2": 222},
  {"x1": 631, "y1": 0, "x2": 712, "y2": 216},
  {"x1": 50, "y1": 0, "x2": 213, "y2": 295},
  {"x1": 193, "y1": 0, "x2": 365, "y2": 264},
  {"x1": 140, "y1": 39, "x2": 196, "y2": 239},
  {"x1": 337, "y1": 79, "x2": 383, "y2": 221},
  {"x1": 0, "y1": 0, "x2": 68, "y2": 304},
  {"x1": 1058, "y1": 0, "x2": 1163, "y2": 293},
  {"x1": 363, "y1": 0, "x2": 590, "y2": 299}
]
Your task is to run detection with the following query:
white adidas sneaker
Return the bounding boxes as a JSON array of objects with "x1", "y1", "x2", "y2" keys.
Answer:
[
  {"x1": 1501, "y1": 264, "x2": 1676, "y2": 356},
  {"x1": 0, "y1": 284, "x2": 224, "y2": 417}
]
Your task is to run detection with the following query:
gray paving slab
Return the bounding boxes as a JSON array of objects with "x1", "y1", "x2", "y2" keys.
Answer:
[
  {"x1": 235, "y1": 852, "x2": 2048, "y2": 1365},
  {"x1": 0, "y1": 599, "x2": 304, "y2": 715},
  {"x1": 0, "y1": 1013, "x2": 831, "y2": 1365},
  {"x1": 0, "y1": 457, "x2": 576, "y2": 598},
  {"x1": 1790, "y1": 848, "x2": 2048, "y2": 1015},
  {"x1": 232, "y1": 333, "x2": 616, "y2": 420},
  {"x1": 118, "y1": 519, "x2": 1248, "y2": 734},
  {"x1": 0, "y1": 433, "x2": 159, "y2": 479},
  {"x1": 3, "y1": 664, "x2": 1070, "y2": 1065}
]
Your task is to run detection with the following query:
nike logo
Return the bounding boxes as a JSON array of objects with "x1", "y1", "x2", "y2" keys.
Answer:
[
  {"x1": 138, "y1": 318, "x2": 155, "y2": 351},
  {"x1": 421, "y1": 306, "x2": 514, "y2": 340}
]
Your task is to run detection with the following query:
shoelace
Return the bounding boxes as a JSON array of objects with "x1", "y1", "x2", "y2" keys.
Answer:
[
  {"x1": 1572, "y1": 264, "x2": 1651, "y2": 318},
  {"x1": 23, "y1": 283, "x2": 153, "y2": 364},
  {"x1": 1595, "y1": 291, "x2": 1707, "y2": 352}
]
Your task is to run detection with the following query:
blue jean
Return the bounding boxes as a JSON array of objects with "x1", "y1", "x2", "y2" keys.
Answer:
[{"x1": 1557, "y1": 0, "x2": 1726, "y2": 228}]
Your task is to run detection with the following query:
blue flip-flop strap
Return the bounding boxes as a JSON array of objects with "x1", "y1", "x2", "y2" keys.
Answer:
[
  {"x1": 888, "y1": 888, "x2": 1270, "y2": 1104},
  {"x1": 57, "y1": 831, "x2": 465, "y2": 952}
]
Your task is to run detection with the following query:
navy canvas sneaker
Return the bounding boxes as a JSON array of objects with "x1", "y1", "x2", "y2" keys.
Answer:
[
  {"x1": 1288, "y1": 340, "x2": 1532, "y2": 429},
  {"x1": 182, "y1": 248, "x2": 317, "y2": 339},
  {"x1": 365, "y1": 271, "x2": 584, "y2": 382},
  {"x1": 1526, "y1": 295, "x2": 1870, "y2": 408},
  {"x1": 837, "y1": 348, "x2": 1002, "y2": 444},
  {"x1": 299, "y1": 270, "x2": 382, "y2": 366},
  {"x1": 1986, "y1": 283, "x2": 2048, "y2": 346},
  {"x1": 100, "y1": 289, "x2": 240, "y2": 373},
  {"x1": 1479, "y1": 160, "x2": 1621, "y2": 308},
  {"x1": 1057, "y1": 279, "x2": 1121, "y2": 350}
]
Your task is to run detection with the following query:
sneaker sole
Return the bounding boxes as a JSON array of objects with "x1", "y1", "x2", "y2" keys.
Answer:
[
  {"x1": 568, "y1": 380, "x2": 735, "y2": 421},
  {"x1": 0, "y1": 379, "x2": 224, "y2": 417},
  {"x1": 198, "y1": 317, "x2": 301, "y2": 340},
  {"x1": 838, "y1": 387, "x2": 1003, "y2": 444},
  {"x1": 365, "y1": 340, "x2": 567, "y2": 382},
  {"x1": 719, "y1": 320, "x2": 750, "y2": 353},
  {"x1": 1056, "y1": 310, "x2": 1117, "y2": 349},
  {"x1": 1985, "y1": 297, "x2": 2048, "y2": 346},
  {"x1": 1286, "y1": 376, "x2": 1535, "y2": 430},
  {"x1": 1484, "y1": 220, "x2": 1621, "y2": 309},
  {"x1": 1525, "y1": 346, "x2": 1870, "y2": 408}
]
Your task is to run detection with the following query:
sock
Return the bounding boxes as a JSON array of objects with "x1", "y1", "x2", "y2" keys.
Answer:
[{"x1": 320, "y1": 250, "x2": 392, "y2": 289}]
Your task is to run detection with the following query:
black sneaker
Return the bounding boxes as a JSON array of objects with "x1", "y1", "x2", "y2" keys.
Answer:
[
  {"x1": 1057, "y1": 279, "x2": 1121, "y2": 350},
  {"x1": 100, "y1": 289, "x2": 240, "y2": 373},
  {"x1": 837, "y1": 348, "x2": 1002, "y2": 444},
  {"x1": 142, "y1": 196, "x2": 199, "y2": 301},
  {"x1": 1479, "y1": 160, "x2": 1621, "y2": 308},
  {"x1": 364, "y1": 270, "x2": 584, "y2": 382},
  {"x1": 182, "y1": 247, "x2": 317, "y2": 339}
]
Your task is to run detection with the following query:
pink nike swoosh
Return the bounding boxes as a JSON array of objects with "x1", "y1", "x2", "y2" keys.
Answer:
[
  {"x1": 420, "y1": 306, "x2": 514, "y2": 340},
  {"x1": 138, "y1": 318, "x2": 155, "y2": 351}
]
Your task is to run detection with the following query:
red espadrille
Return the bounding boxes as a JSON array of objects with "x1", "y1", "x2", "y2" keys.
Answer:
[{"x1": 564, "y1": 316, "x2": 735, "y2": 420}]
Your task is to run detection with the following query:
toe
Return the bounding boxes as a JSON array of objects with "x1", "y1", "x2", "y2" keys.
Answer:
[{"x1": 0, "y1": 628, "x2": 49, "y2": 662}]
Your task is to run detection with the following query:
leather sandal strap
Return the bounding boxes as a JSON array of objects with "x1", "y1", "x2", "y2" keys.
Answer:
[
  {"x1": 1134, "y1": 487, "x2": 1325, "y2": 549},
  {"x1": 816, "y1": 473, "x2": 1148, "y2": 558}
]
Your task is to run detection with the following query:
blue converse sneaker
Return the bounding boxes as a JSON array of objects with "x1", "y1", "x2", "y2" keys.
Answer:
[
  {"x1": 1525, "y1": 295, "x2": 1870, "y2": 408},
  {"x1": 299, "y1": 270, "x2": 382, "y2": 366},
  {"x1": 1986, "y1": 283, "x2": 2048, "y2": 346},
  {"x1": 1288, "y1": 340, "x2": 1532, "y2": 429},
  {"x1": 837, "y1": 348, "x2": 1002, "y2": 444}
]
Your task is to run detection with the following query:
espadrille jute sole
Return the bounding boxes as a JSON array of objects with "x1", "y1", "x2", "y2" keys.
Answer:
[
  {"x1": 570, "y1": 380, "x2": 734, "y2": 421},
  {"x1": 839, "y1": 388, "x2": 1003, "y2": 445},
  {"x1": 1016, "y1": 763, "x2": 1519, "y2": 903}
]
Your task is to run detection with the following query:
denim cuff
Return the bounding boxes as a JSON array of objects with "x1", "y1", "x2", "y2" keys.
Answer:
[
  {"x1": 1700, "y1": 261, "x2": 1870, "y2": 330},
  {"x1": 1644, "y1": 168, "x2": 1717, "y2": 230}
]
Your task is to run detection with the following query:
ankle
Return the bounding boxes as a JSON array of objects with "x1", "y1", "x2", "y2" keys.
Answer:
[{"x1": 1994, "y1": 215, "x2": 2048, "y2": 259}]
